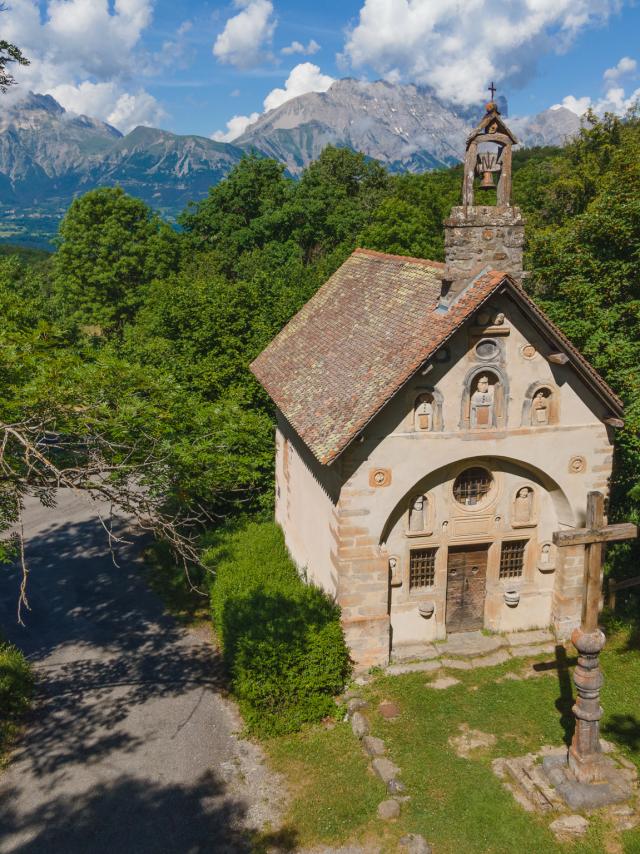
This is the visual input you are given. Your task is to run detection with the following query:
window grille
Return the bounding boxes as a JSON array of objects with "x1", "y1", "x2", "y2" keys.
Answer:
[
  {"x1": 499, "y1": 540, "x2": 528, "y2": 579},
  {"x1": 409, "y1": 548, "x2": 436, "y2": 589},
  {"x1": 453, "y1": 467, "x2": 493, "y2": 506}
]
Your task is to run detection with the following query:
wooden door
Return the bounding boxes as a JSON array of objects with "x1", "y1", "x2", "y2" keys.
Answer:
[{"x1": 446, "y1": 545, "x2": 488, "y2": 633}]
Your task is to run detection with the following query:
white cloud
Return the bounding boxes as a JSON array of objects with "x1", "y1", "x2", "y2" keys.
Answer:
[
  {"x1": 2, "y1": 0, "x2": 164, "y2": 133},
  {"x1": 552, "y1": 83, "x2": 640, "y2": 117},
  {"x1": 604, "y1": 56, "x2": 637, "y2": 81},
  {"x1": 211, "y1": 62, "x2": 334, "y2": 141},
  {"x1": 263, "y1": 62, "x2": 334, "y2": 110},
  {"x1": 551, "y1": 94, "x2": 592, "y2": 115},
  {"x1": 343, "y1": 0, "x2": 624, "y2": 105},
  {"x1": 213, "y1": 0, "x2": 276, "y2": 69},
  {"x1": 281, "y1": 38, "x2": 320, "y2": 56},
  {"x1": 212, "y1": 112, "x2": 260, "y2": 142}
]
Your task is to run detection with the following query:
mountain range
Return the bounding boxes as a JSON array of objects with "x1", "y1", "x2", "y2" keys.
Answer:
[{"x1": 0, "y1": 81, "x2": 581, "y2": 246}]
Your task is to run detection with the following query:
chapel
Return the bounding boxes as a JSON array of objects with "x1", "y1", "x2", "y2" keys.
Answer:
[{"x1": 251, "y1": 99, "x2": 624, "y2": 668}]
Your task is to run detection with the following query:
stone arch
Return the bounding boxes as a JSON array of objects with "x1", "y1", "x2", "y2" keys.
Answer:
[
  {"x1": 378, "y1": 454, "x2": 574, "y2": 546},
  {"x1": 460, "y1": 365, "x2": 509, "y2": 430},
  {"x1": 521, "y1": 381, "x2": 560, "y2": 426}
]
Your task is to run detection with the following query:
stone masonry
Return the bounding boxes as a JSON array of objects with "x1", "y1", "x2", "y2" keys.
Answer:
[{"x1": 444, "y1": 206, "x2": 525, "y2": 288}]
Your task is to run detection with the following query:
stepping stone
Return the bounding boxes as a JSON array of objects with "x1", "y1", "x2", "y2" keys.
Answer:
[
  {"x1": 506, "y1": 629, "x2": 555, "y2": 647},
  {"x1": 386, "y1": 660, "x2": 441, "y2": 676},
  {"x1": 371, "y1": 757, "x2": 401, "y2": 785},
  {"x1": 449, "y1": 724, "x2": 497, "y2": 758},
  {"x1": 438, "y1": 631, "x2": 504, "y2": 657},
  {"x1": 441, "y1": 658, "x2": 473, "y2": 670},
  {"x1": 346, "y1": 697, "x2": 368, "y2": 715},
  {"x1": 377, "y1": 799, "x2": 400, "y2": 820},
  {"x1": 378, "y1": 700, "x2": 401, "y2": 720},
  {"x1": 426, "y1": 676, "x2": 460, "y2": 690},
  {"x1": 399, "y1": 834, "x2": 432, "y2": 854},
  {"x1": 469, "y1": 650, "x2": 511, "y2": 668},
  {"x1": 508, "y1": 643, "x2": 557, "y2": 659},
  {"x1": 549, "y1": 814, "x2": 589, "y2": 841},
  {"x1": 351, "y1": 711, "x2": 369, "y2": 738},
  {"x1": 362, "y1": 735, "x2": 386, "y2": 757}
]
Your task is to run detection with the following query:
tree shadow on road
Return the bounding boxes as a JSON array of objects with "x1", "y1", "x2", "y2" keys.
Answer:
[
  {"x1": 0, "y1": 514, "x2": 227, "y2": 781},
  {"x1": 0, "y1": 770, "x2": 298, "y2": 854}
]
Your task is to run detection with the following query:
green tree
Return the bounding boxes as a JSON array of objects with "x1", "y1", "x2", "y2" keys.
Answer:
[
  {"x1": 0, "y1": 5, "x2": 29, "y2": 93},
  {"x1": 52, "y1": 187, "x2": 179, "y2": 334}
]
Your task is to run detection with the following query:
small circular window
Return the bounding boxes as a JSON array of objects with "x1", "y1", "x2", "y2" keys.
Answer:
[
  {"x1": 475, "y1": 338, "x2": 499, "y2": 360},
  {"x1": 453, "y1": 467, "x2": 493, "y2": 506}
]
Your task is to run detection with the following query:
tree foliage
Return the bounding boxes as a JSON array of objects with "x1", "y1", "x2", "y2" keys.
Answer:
[{"x1": 2, "y1": 112, "x2": 640, "y2": 617}]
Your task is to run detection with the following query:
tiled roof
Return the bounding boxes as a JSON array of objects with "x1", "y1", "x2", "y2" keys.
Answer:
[{"x1": 250, "y1": 247, "x2": 623, "y2": 465}]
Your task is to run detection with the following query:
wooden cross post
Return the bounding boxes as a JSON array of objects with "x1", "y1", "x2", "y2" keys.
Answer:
[{"x1": 553, "y1": 492, "x2": 637, "y2": 783}]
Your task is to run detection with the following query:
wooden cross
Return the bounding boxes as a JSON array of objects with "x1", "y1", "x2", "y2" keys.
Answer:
[
  {"x1": 552, "y1": 491, "x2": 637, "y2": 781},
  {"x1": 553, "y1": 491, "x2": 637, "y2": 633},
  {"x1": 488, "y1": 81, "x2": 497, "y2": 101}
]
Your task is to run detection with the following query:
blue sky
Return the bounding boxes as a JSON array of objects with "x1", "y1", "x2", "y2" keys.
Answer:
[{"x1": 4, "y1": 0, "x2": 640, "y2": 139}]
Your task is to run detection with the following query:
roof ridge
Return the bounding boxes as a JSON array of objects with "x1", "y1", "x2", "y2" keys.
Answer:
[{"x1": 354, "y1": 247, "x2": 445, "y2": 269}]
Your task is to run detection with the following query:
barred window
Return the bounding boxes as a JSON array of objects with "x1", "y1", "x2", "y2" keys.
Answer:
[
  {"x1": 453, "y1": 467, "x2": 493, "y2": 506},
  {"x1": 410, "y1": 548, "x2": 436, "y2": 589},
  {"x1": 499, "y1": 540, "x2": 528, "y2": 579}
]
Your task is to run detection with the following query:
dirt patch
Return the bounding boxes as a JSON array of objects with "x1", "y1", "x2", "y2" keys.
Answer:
[{"x1": 448, "y1": 723, "x2": 497, "y2": 758}]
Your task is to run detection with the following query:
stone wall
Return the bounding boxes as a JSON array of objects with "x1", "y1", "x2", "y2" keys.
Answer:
[{"x1": 444, "y1": 205, "x2": 525, "y2": 287}]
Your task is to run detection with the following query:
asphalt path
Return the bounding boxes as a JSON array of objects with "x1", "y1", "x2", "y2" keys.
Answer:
[{"x1": 0, "y1": 491, "x2": 284, "y2": 854}]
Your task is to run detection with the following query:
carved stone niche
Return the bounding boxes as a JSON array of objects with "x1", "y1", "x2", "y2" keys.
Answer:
[
  {"x1": 537, "y1": 541, "x2": 556, "y2": 573},
  {"x1": 389, "y1": 555, "x2": 402, "y2": 587},
  {"x1": 413, "y1": 387, "x2": 444, "y2": 432},
  {"x1": 511, "y1": 485, "x2": 536, "y2": 529},
  {"x1": 462, "y1": 368, "x2": 507, "y2": 430},
  {"x1": 406, "y1": 493, "x2": 434, "y2": 537},
  {"x1": 521, "y1": 383, "x2": 559, "y2": 427}
]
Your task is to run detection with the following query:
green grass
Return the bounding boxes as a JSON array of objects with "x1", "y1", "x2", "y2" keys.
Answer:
[
  {"x1": 264, "y1": 720, "x2": 388, "y2": 850},
  {"x1": 265, "y1": 629, "x2": 640, "y2": 853},
  {"x1": 0, "y1": 640, "x2": 33, "y2": 767}
]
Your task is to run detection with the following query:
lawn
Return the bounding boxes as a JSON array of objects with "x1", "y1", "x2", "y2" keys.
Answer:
[
  {"x1": 264, "y1": 628, "x2": 640, "y2": 854},
  {"x1": 0, "y1": 639, "x2": 33, "y2": 768}
]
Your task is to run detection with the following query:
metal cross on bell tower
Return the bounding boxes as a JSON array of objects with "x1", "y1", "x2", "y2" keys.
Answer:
[{"x1": 488, "y1": 81, "x2": 497, "y2": 101}]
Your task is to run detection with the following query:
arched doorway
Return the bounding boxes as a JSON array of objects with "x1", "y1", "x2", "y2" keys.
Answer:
[{"x1": 379, "y1": 456, "x2": 573, "y2": 652}]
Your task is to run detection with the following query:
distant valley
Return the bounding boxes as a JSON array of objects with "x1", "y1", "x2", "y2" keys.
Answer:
[{"x1": 0, "y1": 82, "x2": 581, "y2": 247}]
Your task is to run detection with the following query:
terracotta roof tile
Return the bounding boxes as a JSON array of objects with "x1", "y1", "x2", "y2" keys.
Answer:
[{"x1": 250, "y1": 249, "x2": 623, "y2": 465}]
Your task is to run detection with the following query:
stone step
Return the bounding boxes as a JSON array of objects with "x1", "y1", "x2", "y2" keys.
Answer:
[
  {"x1": 386, "y1": 660, "x2": 441, "y2": 676},
  {"x1": 506, "y1": 629, "x2": 555, "y2": 647},
  {"x1": 391, "y1": 643, "x2": 439, "y2": 662},
  {"x1": 508, "y1": 642, "x2": 557, "y2": 659},
  {"x1": 436, "y1": 631, "x2": 505, "y2": 657}
]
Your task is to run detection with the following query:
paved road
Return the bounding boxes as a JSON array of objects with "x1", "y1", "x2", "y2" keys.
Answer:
[{"x1": 0, "y1": 492, "x2": 284, "y2": 854}]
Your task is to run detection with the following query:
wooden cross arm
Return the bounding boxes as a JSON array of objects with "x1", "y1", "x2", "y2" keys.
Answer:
[{"x1": 553, "y1": 523, "x2": 638, "y2": 547}]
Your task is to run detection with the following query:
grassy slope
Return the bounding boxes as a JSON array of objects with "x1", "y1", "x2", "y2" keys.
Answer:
[{"x1": 264, "y1": 630, "x2": 640, "y2": 853}]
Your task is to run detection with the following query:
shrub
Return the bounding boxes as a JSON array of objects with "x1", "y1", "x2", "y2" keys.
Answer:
[
  {"x1": 0, "y1": 639, "x2": 33, "y2": 762},
  {"x1": 204, "y1": 520, "x2": 351, "y2": 736}
]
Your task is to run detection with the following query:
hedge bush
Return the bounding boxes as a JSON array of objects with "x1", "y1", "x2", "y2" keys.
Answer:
[
  {"x1": 204, "y1": 520, "x2": 351, "y2": 736},
  {"x1": 0, "y1": 639, "x2": 33, "y2": 763}
]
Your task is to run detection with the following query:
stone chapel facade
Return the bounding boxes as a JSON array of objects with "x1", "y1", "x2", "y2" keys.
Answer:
[{"x1": 251, "y1": 102, "x2": 624, "y2": 669}]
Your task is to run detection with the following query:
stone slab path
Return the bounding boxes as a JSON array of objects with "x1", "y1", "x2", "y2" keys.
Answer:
[
  {"x1": 388, "y1": 629, "x2": 558, "y2": 675},
  {"x1": 0, "y1": 492, "x2": 284, "y2": 854}
]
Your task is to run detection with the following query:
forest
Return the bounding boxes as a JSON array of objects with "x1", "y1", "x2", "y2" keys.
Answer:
[{"x1": 1, "y1": 109, "x2": 639, "y2": 610}]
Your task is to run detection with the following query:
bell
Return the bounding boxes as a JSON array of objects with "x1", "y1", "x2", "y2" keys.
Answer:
[{"x1": 479, "y1": 170, "x2": 495, "y2": 190}]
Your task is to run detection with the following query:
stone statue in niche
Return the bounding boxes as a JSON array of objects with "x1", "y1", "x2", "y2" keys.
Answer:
[
  {"x1": 471, "y1": 375, "x2": 494, "y2": 428},
  {"x1": 514, "y1": 486, "x2": 534, "y2": 526},
  {"x1": 415, "y1": 394, "x2": 434, "y2": 430},
  {"x1": 409, "y1": 495, "x2": 427, "y2": 532},
  {"x1": 537, "y1": 542, "x2": 556, "y2": 572},
  {"x1": 532, "y1": 389, "x2": 550, "y2": 425},
  {"x1": 389, "y1": 556, "x2": 402, "y2": 586}
]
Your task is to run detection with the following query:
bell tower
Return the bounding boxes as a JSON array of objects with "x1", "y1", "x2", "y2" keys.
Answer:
[{"x1": 443, "y1": 86, "x2": 525, "y2": 294}]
